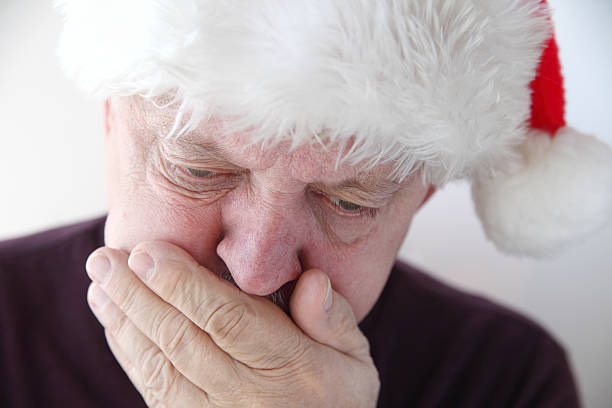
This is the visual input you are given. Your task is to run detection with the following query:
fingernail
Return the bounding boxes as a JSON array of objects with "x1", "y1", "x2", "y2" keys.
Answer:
[
  {"x1": 323, "y1": 276, "x2": 333, "y2": 311},
  {"x1": 86, "y1": 254, "x2": 111, "y2": 285},
  {"x1": 89, "y1": 284, "x2": 110, "y2": 309},
  {"x1": 128, "y1": 250, "x2": 155, "y2": 281}
]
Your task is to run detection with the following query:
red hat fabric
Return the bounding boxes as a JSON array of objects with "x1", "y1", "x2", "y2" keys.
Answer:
[{"x1": 530, "y1": 35, "x2": 566, "y2": 135}]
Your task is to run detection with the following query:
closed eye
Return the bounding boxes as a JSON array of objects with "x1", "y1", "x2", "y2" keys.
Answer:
[
  {"x1": 326, "y1": 195, "x2": 379, "y2": 218},
  {"x1": 185, "y1": 168, "x2": 220, "y2": 178}
]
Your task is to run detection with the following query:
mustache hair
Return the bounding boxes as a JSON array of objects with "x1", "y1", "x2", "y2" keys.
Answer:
[{"x1": 219, "y1": 270, "x2": 289, "y2": 315}]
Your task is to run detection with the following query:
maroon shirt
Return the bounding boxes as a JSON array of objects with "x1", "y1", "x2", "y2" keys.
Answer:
[{"x1": 0, "y1": 217, "x2": 580, "y2": 407}]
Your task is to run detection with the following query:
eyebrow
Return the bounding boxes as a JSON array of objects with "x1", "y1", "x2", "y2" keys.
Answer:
[
  {"x1": 159, "y1": 135, "x2": 236, "y2": 165},
  {"x1": 175, "y1": 138, "x2": 229, "y2": 159},
  {"x1": 315, "y1": 177, "x2": 400, "y2": 203}
]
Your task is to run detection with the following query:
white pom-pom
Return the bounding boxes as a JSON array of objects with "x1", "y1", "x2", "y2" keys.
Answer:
[{"x1": 472, "y1": 127, "x2": 612, "y2": 257}]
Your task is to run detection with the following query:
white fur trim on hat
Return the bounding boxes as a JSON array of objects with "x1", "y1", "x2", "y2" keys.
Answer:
[
  {"x1": 472, "y1": 127, "x2": 612, "y2": 257},
  {"x1": 54, "y1": 0, "x2": 551, "y2": 184}
]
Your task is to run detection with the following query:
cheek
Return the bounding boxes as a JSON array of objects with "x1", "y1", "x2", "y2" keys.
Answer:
[
  {"x1": 104, "y1": 186, "x2": 226, "y2": 271},
  {"x1": 305, "y1": 188, "x2": 422, "y2": 321},
  {"x1": 303, "y1": 237, "x2": 394, "y2": 322},
  {"x1": 304, "y1": 215, "x2": 412, "y2": 322},
  {"x1": 309, "y1": 204, "x2": 377, "y2": 245},
  {"x1": 104, "y1": 122, "x2": 226, "y2": 269}
]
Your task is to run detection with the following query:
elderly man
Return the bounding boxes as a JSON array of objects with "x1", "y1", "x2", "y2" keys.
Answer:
[{"x1": 2, "y1": 0, "x2": 611, "y2": 406}]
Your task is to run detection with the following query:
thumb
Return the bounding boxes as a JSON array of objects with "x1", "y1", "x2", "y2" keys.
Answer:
[{"x1": 290, "y1": 269, "x2": 371, "y2": 359}]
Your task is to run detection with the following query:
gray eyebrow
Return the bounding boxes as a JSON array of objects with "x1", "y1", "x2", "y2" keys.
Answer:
[
  {"x1": 313, "y1": 177, "x2": 400, "y2": 203},
  {"x1": 340, "y1": 179, "x2": 398, "y2": 196}
]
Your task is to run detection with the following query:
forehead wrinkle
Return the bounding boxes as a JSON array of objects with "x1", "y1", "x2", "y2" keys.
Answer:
[
  {"x1": 129, "y1": 95, "x2": 223, "y2": 149},
  {"x1": 127, "y1": 95, "x2": 275, "y2": 165},
  {"x1": 287, "y1": 142, "x2": 399, "y2": 188},
  {"x1": 127, "y1": 95, "x2": 177, "y2": 136},
  {"x1": 132, "y1": 101, "x2": 267, "y2": 167}
]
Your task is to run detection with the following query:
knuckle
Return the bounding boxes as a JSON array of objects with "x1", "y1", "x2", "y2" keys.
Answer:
[
  {"x1": 203, "y1": 300, "x2": 251, "y2": 344},
  {"x1": 108, "y1": 311, "x2": 131, "y2": 337},
  {"x1": 115, "y1": 279, "x2": 142, "y2": 316},
  {"x1": 336, "y1": 308, "x2": 356, "y2": 332},
  {"x1": 156, "y1": 259, "x2": 197, "y2": 305},
  {"x1": 335, "y1": 311, "x2": 363, "y2": 342},
  {"x1": 140, "y1": 346, "x2": 177, "y2": 402},
  {"x1": 159, "y1": 260, "x2": 186, "y2": 300},
  {"x1": 155, "y1": 309, "x2": 197, "y2": 358},
  {"x1": 276, "y1": 335, "x2": 313, "y2": 372}
]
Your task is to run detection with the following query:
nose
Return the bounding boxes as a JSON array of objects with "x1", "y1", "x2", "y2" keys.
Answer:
[{"x1": 216, "y1": 188, "x2": 305, "y2": 296}]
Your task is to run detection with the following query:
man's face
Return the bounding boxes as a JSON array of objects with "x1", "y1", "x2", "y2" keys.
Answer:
[{"x1": 103, "y1": 96, "x2": 430, "y2": 321}]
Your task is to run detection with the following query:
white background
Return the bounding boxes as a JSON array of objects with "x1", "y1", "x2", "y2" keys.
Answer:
[{"x1": 1, "y1": 1, "x2": 610, "y2": 406}]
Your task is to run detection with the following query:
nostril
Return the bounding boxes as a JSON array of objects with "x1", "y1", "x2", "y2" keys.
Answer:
[
  {"x1": 215, "y1": 235, "x2": 230, "y2": 261},
  {"x1": 269, "y1": 278, "x2": 299, "y2": 315},
  {"x1": 297, "y1": 249, "x2": 307, "y2": 273},
  {"x1": 216, "y1": 245, "x2": 302, "y2": 297}
]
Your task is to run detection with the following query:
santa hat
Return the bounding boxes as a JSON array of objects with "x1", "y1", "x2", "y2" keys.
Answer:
[{"x1": 54, "y1": 0, "x2": 612, "y2": 257}]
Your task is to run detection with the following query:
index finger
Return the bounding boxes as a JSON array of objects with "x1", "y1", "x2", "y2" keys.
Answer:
[
  {"x1": 128, "y1": 241, "x2": 308, "y2": 370},
  {"x1": 86, "y1": 247, "x2": 239, "y2": 394}
]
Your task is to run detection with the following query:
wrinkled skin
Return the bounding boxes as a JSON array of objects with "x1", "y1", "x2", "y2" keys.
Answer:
[{"x1": 87, "y1": 96, "x2": 431, "y2": 406}]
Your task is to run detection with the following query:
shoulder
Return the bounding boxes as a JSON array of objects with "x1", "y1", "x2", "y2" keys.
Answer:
[
  {"x1": 361, "y1": 261, "x2": 580, "y2": 407},
  {"x1": 0, "y1": 217, "x2": 106, "y2": 260},
  {"x1": 0, "y1": 215, "x2": 106, "y2": 330},
  {"x1": 362, "y1": 260, "x2": 556, "y2": 346},
  {"x1": 0, "y1": 216, "x2": 106, "y2": 262},
  {"x1": 0, "y1": 217, "x2": 106, "y2": 314}
]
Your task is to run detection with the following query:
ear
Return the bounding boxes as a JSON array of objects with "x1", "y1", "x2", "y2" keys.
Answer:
[
  {"x1": 103, "y1": 98, "x2": 113, "y2": 137},
  {"x1": 419, "y1": 185, "x2": 436, "y2": 209}
]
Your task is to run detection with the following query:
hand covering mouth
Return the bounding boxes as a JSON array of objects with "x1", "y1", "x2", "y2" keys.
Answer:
[{"x1": 219, "y1": 269, "x2": 297, "y2": 316}]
